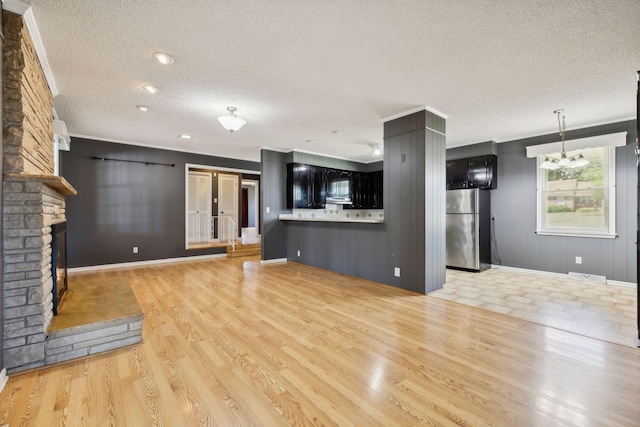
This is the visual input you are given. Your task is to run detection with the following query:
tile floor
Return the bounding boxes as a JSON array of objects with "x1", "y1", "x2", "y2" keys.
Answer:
[{"x1": 430, "y1": 267, "x2": 638, "y2": 347}]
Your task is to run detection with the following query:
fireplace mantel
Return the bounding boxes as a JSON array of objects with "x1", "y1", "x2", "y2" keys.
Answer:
[{"x1": 5, "y1": 173, "x2": 77, "y2": 195}]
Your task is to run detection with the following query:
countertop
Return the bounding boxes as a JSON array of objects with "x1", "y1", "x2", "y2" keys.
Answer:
[{"x1": 278, "y1": 214, "x2": 383, "y2": 224}]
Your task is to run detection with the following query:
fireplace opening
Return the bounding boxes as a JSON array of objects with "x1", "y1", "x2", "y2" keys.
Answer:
[{"x1": 51, "y1": 221, "x2": 68, "y2": 315}]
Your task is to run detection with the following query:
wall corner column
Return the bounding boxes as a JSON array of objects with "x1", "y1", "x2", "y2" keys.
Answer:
[{"x1": 383, "y1": 109, "x2": 446, "y2": 293}]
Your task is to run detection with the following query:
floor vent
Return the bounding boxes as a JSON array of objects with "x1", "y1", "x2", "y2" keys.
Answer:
[{"x1": 568, "y1": 272, "x2": 606, "y2": 284}]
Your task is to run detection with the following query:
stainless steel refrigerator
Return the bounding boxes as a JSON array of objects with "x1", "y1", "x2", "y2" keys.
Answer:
[{"x1": 446, "y1": 188, "x2": 491, "y2": 272}]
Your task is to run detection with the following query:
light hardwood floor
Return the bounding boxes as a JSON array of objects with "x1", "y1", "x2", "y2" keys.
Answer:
[{"x1": 1, "y1": 258, "x2": 639, "y2": 426}]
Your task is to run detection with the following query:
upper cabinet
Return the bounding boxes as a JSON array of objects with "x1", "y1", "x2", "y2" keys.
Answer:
[
  {"x1": 325, "y1": 169, "x2": 352, "y2": 203},
  {"x1": 286, "y1": 164, "x2": 325, "y2": 209},
  {"x1": 287, "y1": 163, "x2": 383, "y2": 209},
  {"x1": 446, "y1": 154, "x2": 497, "y2": 190}
]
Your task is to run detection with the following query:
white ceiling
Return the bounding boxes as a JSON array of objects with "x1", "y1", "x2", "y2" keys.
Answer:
[{"x1": 25, "y1": 0, "x2": 640, "y2": 163}]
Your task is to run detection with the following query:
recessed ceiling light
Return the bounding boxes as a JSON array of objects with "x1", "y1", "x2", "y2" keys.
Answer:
[
  {"x1": 136, "y1": 105, "x2": 150, "y2": 112},
  {"x1": 152, "y1": 52, "x2": 175, "y2": 65},
  {"x1": 180, "y1": 134, "x2": 192, "y2": 139},
  {"x1": 332, "y1": 130, "x2": 343, "y2": 135},
  {"x1": 305, "y1": 139, "x2": 315, "y2": 143},
  {"x1": 143, "y1": 85, "x2": 160, "y2": 94}
]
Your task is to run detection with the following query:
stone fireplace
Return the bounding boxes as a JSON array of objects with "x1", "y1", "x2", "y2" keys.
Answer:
[
  {"x1": 3, "y1": 175, "x2": 75, "y2": 372},
  {"x1": 3, "y1": 7, "x2": 143, "y2": 375},
  {"x1": 2, "y1": 9, "x2": 77, "y2": 372}
]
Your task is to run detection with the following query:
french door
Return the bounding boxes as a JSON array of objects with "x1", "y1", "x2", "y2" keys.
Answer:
[{"x1": 187, "y1": 172, "x2": 212, "y2": 243}]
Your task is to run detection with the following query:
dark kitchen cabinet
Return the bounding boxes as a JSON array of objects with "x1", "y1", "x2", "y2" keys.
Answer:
[
  {"x1": 446, "y1": 159, "x2": 469, "y2": 190},
  {"x1": 370, "y1": 170, "x2": 383, "y2": 208},
  {"x1": 446, "y1": 155, "x2": 497, "y2": 190},
  {"x1": 467, "y1": 155, "x2": 497, "y2": 189},
  {"x1": 287, "y1": 163, "x2": 383, "y2": 209},
  {"x1": 286, "y1": 163, "x2": 326, "y2": 209},
  {"x1": 345, "y1": 170, "x2": 383, "y2": 209},
  {"x1": 347, "y1": 172, "x2": 364, "y2": 209}
]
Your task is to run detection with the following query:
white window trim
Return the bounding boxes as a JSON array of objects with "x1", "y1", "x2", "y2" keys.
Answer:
[{"x1": 535, "y1": 145, "x2": 616, "y2": 239}]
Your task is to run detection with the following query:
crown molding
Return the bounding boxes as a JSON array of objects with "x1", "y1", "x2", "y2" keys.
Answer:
[
  {"x1": 23, "y1": 8, "x2": 59, "y2": 96},
  {"x1": 2, "y1": 0, "x2": 30, "y2": 15},
  {"x1": 381, "y1": 105, "x2": 449, "y2": 123},
  {"x1": 3, "y1": 1, "x2": 60, "y2": 96}
]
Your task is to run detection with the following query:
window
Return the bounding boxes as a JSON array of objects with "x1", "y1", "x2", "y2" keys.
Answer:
[{"x1": 537, "y1": 146, "x2": 616, "y2": 238}]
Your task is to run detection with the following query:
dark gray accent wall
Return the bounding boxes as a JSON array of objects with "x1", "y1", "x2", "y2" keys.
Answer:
[
  {"x1": 288, "y1": 151, "x2": 382, "y2": 172},
  {"x1": 60, "y1": 138, "x2": 260, "y2": 267},
  {"x1": 447, "y1": 141, "x2": 497, "y2": 160},
  {"x1": 261, "y1": 149, "x2": 288, "y2": 260},
  {"x1": 454, "y1": 120, "x2": 636, "y2": 282},
  {"x1": 286, "y1": 222, "x2": 388, "y2": 282}
]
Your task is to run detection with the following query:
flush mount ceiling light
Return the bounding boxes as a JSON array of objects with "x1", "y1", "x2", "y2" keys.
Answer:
[
  {"x1": 143, "y1": 84, "x2": 160, "y2": 94},
  {"x1": 217, "y1": 107, "x2": 246, "y2": 133},
  {"x1": 136, "y1": 105, "x2": 150, "y2": 112},
  {"x1": 540, "y1": 109, "x2": 589, "y2": 170},
  {"x1": 370, "y1": 144, "x2": 382, "y2": 157},
  {"x1": 179, "y1": 134, "x2": 192, "y2": 139},
  {"x1": 152, "y1": 52, "x2": 174, "y2": 65}
]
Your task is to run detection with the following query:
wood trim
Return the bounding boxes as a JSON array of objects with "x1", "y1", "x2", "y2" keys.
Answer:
[{"x1": 4, "y1": 173, "x2": 77, "y2": 195}]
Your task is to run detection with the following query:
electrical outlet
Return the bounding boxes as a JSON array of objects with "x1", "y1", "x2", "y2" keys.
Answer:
[
  {"x1": 394, "y1": 267, "x2": 400, "y2": 277},
  {"x1": 133, "y1": 246, "x2": 138, "y2": 254},
  {"x1": 297, "y1": 250, "x2": 301, "y2": 257},
  {"x1": 575, "y1": 256, "x2": 582, "y2": 264},
  {"x1": 266, "y1": 206, "x2": 271, "y2": 213}
]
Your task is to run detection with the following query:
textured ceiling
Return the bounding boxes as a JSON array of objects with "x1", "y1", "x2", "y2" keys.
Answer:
[{"x1": 28, "y1": 0, "x2": 640, "y2": 162}]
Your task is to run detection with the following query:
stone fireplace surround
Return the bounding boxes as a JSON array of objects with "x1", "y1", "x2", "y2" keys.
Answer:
[{"x1": 3, "y1": 173, "x2": 75, "y2": 372}]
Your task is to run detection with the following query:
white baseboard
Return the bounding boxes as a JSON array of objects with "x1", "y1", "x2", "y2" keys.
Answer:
[
  {"x1": 68, "y1": 253, "x2": 227, "y2": 273},
  {"x1": 490, "y1": 265, "x2": 567, "y2": 279},
  {"x1": 491, "y1": 265, "x2": 636, "y2": 288},
  {"x1": 260, "y1": 258, "x2": 287, "y2": 265},
  {"x1": 606, "y1": 279, "x2": 636, "y2": 289},
  {"x1": 0, "y1": 368, "x2": 8, "y2": 395}
]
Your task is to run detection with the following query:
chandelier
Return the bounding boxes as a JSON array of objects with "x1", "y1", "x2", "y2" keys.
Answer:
[
  {"x1": 539, "y1": 109, "x2": 589, "y2": 169},
  {"x1": 217, "y1": 107, "x2": 247, "y2": 133}
]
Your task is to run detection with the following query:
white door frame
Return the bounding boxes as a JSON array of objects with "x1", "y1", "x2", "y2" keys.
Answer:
[{"x1": 184, "y1": 164, "x2": 260, "y2": 249}]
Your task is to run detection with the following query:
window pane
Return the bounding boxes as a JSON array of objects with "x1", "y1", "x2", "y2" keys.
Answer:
[{"x1": 540, "y1": 147, "x2": 609, "y2": 233}]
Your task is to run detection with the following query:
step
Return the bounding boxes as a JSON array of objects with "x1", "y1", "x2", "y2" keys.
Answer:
[
  {"x1": 227, "y1": 246, "x2": 261, "y2": 258},
  {"x1": 45, "y1": 278, "x2": 143, "y2": 365},
  {"x1": 226, "y1": 242, "x2": 261, "y2": 252}
]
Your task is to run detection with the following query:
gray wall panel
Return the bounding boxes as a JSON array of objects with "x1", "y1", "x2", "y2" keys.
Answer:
[
  {"x1": 285, "y1": 222, "x2": 388, "y2": 283},
  {"x1": 458, "y1": 120, "x2": 636, "y2": 282},
  {"x1": 386, "y1": 136, "x2": 403, "y2": 288},
  {"x1": 425, "y1": 131, "x2": 446, "y2": 292},
  {"x1": 261, "y1": 150, "x2": 288, "y2": 260},
  {"x1": 291, "y1": 151, "x2": 375, "y2": 172},
  {"x1": 447, "y1": 141, "x2": 496, "y2": 160}
]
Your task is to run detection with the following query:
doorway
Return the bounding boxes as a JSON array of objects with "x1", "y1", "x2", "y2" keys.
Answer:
[
  {"x1": 187, "y1": 171, "x2": 212, "y2": 243},
  {"x1": 184, "y1": 164, "x2": 260, "y2": 250},
  {"x1": 242, "y1": 179, "x2": 260, "y2": 243}
]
